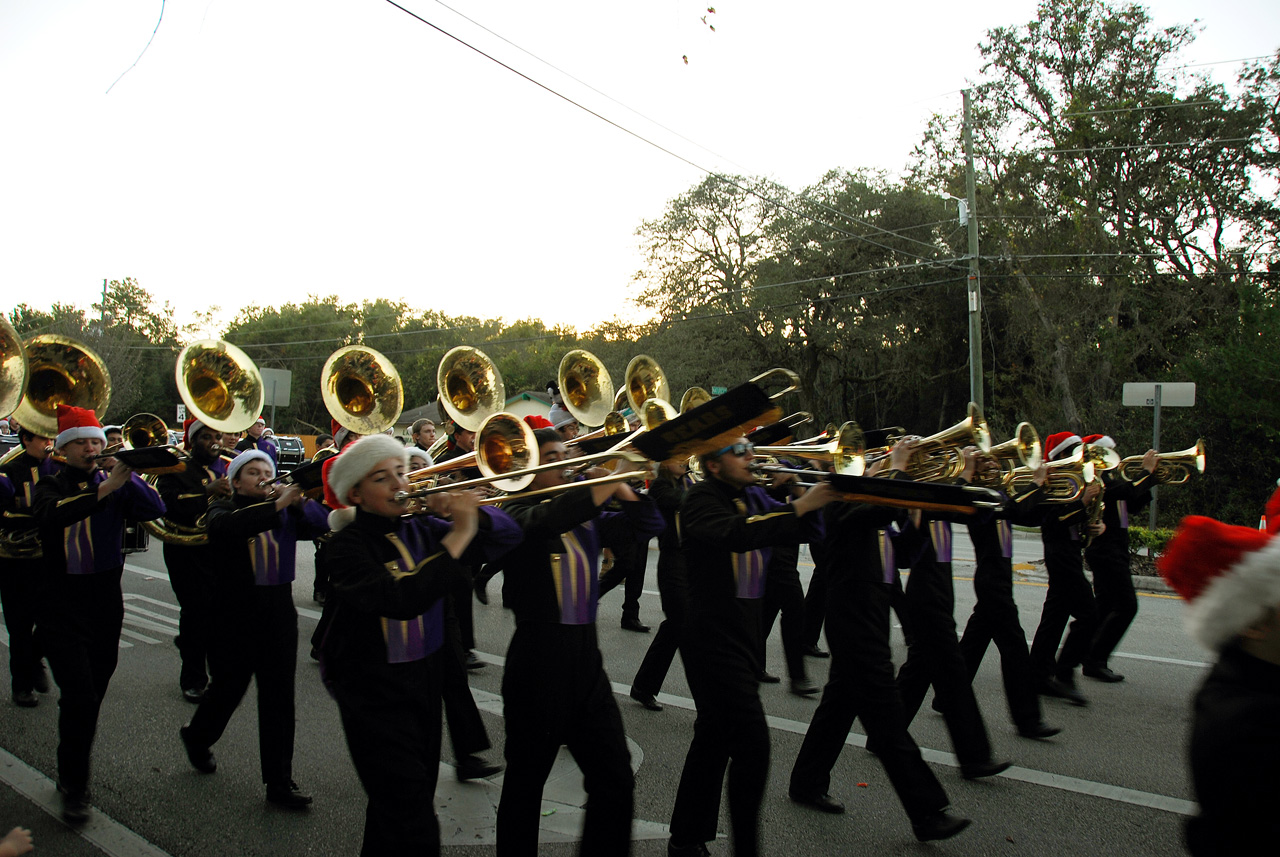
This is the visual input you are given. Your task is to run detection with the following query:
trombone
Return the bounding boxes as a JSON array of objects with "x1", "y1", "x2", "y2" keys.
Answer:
[
  {"x1": 754, "y1": 421, "x2": 868, "y2": 477},
  {"x1": 394, "y1": 411, "x2": 649, "y2": 504}
]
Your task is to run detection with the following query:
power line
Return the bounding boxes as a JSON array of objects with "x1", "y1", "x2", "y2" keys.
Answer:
[
  {"x1": 1058, "y1": 100, "x2": 1218, "y2": 119},
  {"x1": 989, "y1": 136, "x2": 1256, "y2": 158},
  {"x1": 379, "y1": 0, "x2": 948, "y2": 267}
]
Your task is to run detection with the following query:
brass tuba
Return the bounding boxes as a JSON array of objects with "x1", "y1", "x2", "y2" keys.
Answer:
[
  {"x1": 12, "y1": 335, "x2": 112, "y2": 440},
  {"x1": 322, "y1": 345, "x2": 404, "y2": 437},
  {"x1": 0, "y1": 314, "x2": 28, "y2": 420},
  {"x1": 437, "y1": 346, "x2": 505, "y2": 433},
  {"x1": 175, "y1": 339, "x2": 265, "y2": 434},
  {"x1": 558, "y1": 350, "x2": 614, "y2": 428}
]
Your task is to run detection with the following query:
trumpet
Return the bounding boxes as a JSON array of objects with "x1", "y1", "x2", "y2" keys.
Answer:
[{"x1": 1118, "y1": 440, "x2": 1205, "y2": 484}]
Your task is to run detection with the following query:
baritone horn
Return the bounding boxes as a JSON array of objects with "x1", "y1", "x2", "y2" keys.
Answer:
[
  {"x1": 11, "y1": 335, "x2": 112, "y2": 441},
  {"x1": 176, "y1": 339, "x2": 265, "y2": 433},
  {"x1": 1006, "y1": 445, "x2": 1095, "y2": 502},
  {"x1": 1119, "y1": 440, "x2": 1206, "y2": 484},
  {"x1": 322, "y1": 345, "x2": 404, "y2": 436}
]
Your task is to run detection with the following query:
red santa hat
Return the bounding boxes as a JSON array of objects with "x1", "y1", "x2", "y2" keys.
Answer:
[
  {"x1": 182, "y1": 417, "x2": 211, "y2": 450},
  {"x1": 1044, "y1": 432, "x2": 1082, "y2": 461},
  {"x1": 524, "y1": 414, "x2": 553, "y2": 430},
  {"x1": 331, "y1": 418, "x2": 354, "y2": 451},
  {"x1": 321, "y1": 434, "x2": 406, "y2": 531},
  {"x1": 1158, "y1": 510, "x2": 1280, "y2": 651},
  {"x1": 55, "y1": 404, "x2": 107, "y2": 449},
  {"x1": 1081, "y1": 433, "x2": 1116, "y2": 449}
]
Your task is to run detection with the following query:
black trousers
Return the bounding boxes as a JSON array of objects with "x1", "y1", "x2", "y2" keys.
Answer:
[
  {"x1": 801, "y1": 550, "x2": 830, "y2": 650},
  {"x1": 164, "y1": 542, "x2": 218, "y2": 692},
  {"x1": 761, "y1": 557, "x2": 806, "y2": 681},
  {"x1": 333, "y1": 655, "x2": 445, "y2": 857},
  {"x1": 0, "y1": 557, "x2": 44, "y2": 694},
  {"x1": 441, "y1": 603, "x2": 490, "y2": 759},
  {"x1": 1086, "y1": 549, "x2": 1137, "y2": 668},
  {"x1": 1029, "y1": 555, "x2": 1099, "y2": 680},
  {"x1": 498, "y1": 624, "x2": 633, "y2": 857},
  {"x1": 957, "y1": 562, "x2": 1044, "y2": 729},
  {"x1": 789, "y1": 579, "x2": 949, "y2": 826},
  {"x1": 670, "y1": 632, "x2": 769, "y2": 857},
  {"x1": 599, "y1": 537, "x2": 649, "y2": 623},
  {"x1": 631, "y1": 555, "x2": 689, "y2": 697},
  {"x1": 896, "y1": 563, "x2": 993, "y2": 765},
  {"x1": 184, "y1": 584, "x2": 298, "y2": 785},
  {"x1": 37, "y1": 572, "x2": 125, "y2": 793}
]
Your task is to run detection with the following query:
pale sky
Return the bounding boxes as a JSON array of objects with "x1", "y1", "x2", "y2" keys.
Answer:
[{"x1": 2, "y1": 0, "x2": 1276, "y2": 335}]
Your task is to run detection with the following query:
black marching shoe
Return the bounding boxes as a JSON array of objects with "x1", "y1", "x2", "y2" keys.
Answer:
[
  {"x1": 182, "y1": 686, "x2": 206, "y2": 704},
  {"x1": 1041, "y1": 675, "x2": 1089, "y2": 706},
  {"x1": 473, "y1": 574, "x2": 490, "y2": 606},
  {"x1": 960, "y1": 758, "x2": 1012, "y2": 780},
  {"x1": 33, "y1": 666, "x2": 51, "y2": 694},
  {"x1": 756, "y1": 671, "x2": 781, "y2": 684},
  {"x1": 802, "y1": 644, "x2": 830, "y2": 658},
  {"x1": 789, "y1": 790, "x2": 846, "y2": 814},
  {"x1": 630, "y1": 687, "x2": 664, "y2": 711},
  {"x1": 1083, "y1": 664, "x2": 1125, "y2": 683},
  {"x1": 456, "y1": 754, "x2": 503, "y2": 781},
  {"x1": 790, "y1": 678, "x2": 820, "y2": 697},
  {"x1": 179, "y1": 725, "x2": 217, "y2": 774},
  {"x1": 668, "y1": 839, "x2": 711, "y2": 856},
  {"x1": 1017, "y1": 721, "x2": 1062, "y2": 739},
  {"x1": 621, "y1": 617, "x2": 651, "y2": 633},
  {"x1": 13, "y1": 690, "x2": 37, "y2": 708},
  {"x1": 58, "y1": 783, "x2": 92, "y2": 825},
  {"x1": 465, "y1": 651, "x2": 486, "y2": 670},
  {"x1": 266, "y1": 780, "x2": 313, "y2": 809},
  {"x1": 912, "y1": 809, "x2": 972, "y2": 842}
]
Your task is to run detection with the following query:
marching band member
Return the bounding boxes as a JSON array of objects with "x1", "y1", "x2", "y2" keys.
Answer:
[
  {"x1": 156, "y1": 418, "x2": 230, "y2": 702},
  {"x1": 1158, "y1": 494, "x2": 1280, "y2": 856},
  {"x1": 32, "y1": 404, "x2": 165, "y2": 824},
  {"x1": 235, "y1": 417, "x2": 278, "y2": 465},
  {"x1": 314, "y1": 434, "x2": 520, "y2": 855},
  {"x1": 496, "y1": 427, "x2": 663, "y2": 857},
  {"x1": 178, "y1": 449, "x2": 329, "y2": 809},
  {"x1": 409, "y1": 419, "x2": 437, "y2": 466},
  {"x1": 0, "y1": 426, "x2": 58, "y2": 708},
  {"x1": 788, "y1": 440, "x2": 970, "y2": 843},
  {"x1": 1029, "y1": 433, "x2": 1105, "y2": 706},
  {"x1": 955, "y1": 447, "x2": 1060, "y2": 738},
  {"x1": 1080, "y1": 434, "x2": 1158, "y2": 682},
  {"x1": 668, "y1": 436, "x2": 834, "y2": 857},
  {"x1": 628, "y1": 457, "x2": 697, "y2": 711}
]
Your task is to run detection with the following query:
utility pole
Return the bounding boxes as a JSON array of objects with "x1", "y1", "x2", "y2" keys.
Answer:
[
  {"x1": 99, "y1": 278, "x2": 108, "y2": 333},
  {"x1": 962, "y1": 89, "x2": 984, "y2": 410}
]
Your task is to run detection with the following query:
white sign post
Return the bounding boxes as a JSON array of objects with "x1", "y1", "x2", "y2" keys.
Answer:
[
  {"x1": 259, "y1": 369, "x2": 293, "y2": 430},
  {"x1": 1121, "y1": 382, "x2": 1196, "y2": 528}
]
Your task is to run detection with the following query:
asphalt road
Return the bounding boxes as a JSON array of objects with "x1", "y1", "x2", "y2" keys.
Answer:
[{"x1": 0, "y1": 533, "x2": 1206, "y2": 856}]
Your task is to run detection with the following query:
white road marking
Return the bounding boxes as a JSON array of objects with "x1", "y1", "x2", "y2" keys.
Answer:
[{"x1": 0, "y1": 746, "x2": 176, "y2": 857}]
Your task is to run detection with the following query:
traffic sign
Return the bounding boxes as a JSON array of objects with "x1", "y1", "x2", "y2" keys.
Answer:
[{"x1": 1122, "y1": 382, "x2": 1195, "y2": 407}]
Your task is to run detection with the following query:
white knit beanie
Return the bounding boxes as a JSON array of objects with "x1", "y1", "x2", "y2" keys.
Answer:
[{"x1": 324, "y1": 434, "x2": 407, "y2": 509}]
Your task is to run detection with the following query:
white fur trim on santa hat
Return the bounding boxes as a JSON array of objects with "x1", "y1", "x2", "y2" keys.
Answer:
[
  {"x1": 327, "y1": 506, "x2": 357, "y2": 533},
  {"x1": 326, "y1": 434, "x2": 407, "y2": 507},
  {"x1": 226, "y1": 450, "x2": 275, "y2": 484},
  {"x1": 1047, "y1": 433, "x2": 1082, "y2": 461},
  {"x1": 1090, "y1": 435, "x2": 1116, "y2": 449},
  {"x1": 56, "y1": 425, "x2": 107, "y2": 449},
  {"x1": 1185, "y1": 536, "x2": 1280, "y2": 651}
]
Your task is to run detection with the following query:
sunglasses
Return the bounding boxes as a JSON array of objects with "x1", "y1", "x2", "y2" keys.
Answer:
[{"x1": 714, "y1": 441, "x2": 755, "y2": 458}]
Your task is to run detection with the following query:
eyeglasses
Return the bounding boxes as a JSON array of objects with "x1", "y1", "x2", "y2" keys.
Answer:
[{"x1": 714, "y1": 441, "x2": 755, "y2": 458}]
